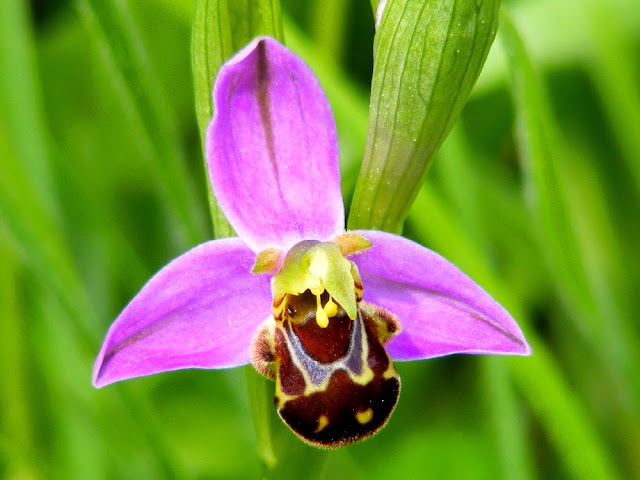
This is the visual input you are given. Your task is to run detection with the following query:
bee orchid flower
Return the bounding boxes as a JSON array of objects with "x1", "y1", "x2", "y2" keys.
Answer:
[{"x1": 93, "y1": 37, "x2": 530, "y2": 448}]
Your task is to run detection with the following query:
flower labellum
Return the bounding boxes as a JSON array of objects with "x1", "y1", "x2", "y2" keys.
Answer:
[
  {"x1": 252, "y1": 238, "x2": 402, "y2": 446},
  {"x1": 93, "y1": 37, "x2": 531, "y2": 448}
]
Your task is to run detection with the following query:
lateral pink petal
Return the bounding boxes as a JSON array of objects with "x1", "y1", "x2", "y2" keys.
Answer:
[
  {"x1": 93, "y1": 238, "x2": 271, "y2": 387},
  {"x1": 206, "y1": 37, "x2": 344, "y2": 252},
  {"x1": 353, "y1": 230, "x2": 531, "y2": 360}
]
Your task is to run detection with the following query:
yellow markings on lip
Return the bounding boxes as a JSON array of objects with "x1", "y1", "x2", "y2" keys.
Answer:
[
  {"x1": 383, "y1": 364, "x2": 398, "y2": 380},
  {"x1": 274, "y1": 390, "x2": 299, "y2": 410},
  {"x1": 274, "y1": 372, "x2": 301, "y2": 410},
  {"x1": 356, "y1": 408, "x2": 374, "y2": 425},
  {"x1": 314, "y1": 415, "x2": 329, "y2": 433}
]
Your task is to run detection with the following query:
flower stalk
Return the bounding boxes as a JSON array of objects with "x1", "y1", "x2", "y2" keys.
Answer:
[{"x1": 245, "y1": 367, "x2": 277, "y2": 471}]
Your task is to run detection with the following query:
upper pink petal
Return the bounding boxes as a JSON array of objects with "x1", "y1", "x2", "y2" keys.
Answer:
[
  {"x1": 352, "y1": 230, "x2": 531, "y2": 360},
  {"x1": 93, "y1": 238, "x2": 271, "y2": 387},
  {"x1": 206, "y1": 37, "x2": 344, "y2": 252}
]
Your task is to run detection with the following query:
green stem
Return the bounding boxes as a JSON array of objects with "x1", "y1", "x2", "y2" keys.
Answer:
[
  {"x1": 191, "y1": 0, "x2": 235, "y2": 238},
  {"x1": 245, "y1": 367, "x2": 277, "y2": 472}
]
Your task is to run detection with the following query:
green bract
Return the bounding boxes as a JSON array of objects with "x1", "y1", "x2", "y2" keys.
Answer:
[{"x1": 349, "y1": 0, "x2": 501, "y2": 232}]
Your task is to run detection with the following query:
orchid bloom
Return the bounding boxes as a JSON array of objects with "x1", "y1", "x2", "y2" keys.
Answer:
[{"x1": 93, "y1": 37, "x2": 530, "y2": 448}]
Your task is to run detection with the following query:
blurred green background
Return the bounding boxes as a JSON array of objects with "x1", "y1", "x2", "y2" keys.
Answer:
[{"x1": 1, "y1": 0, "x2": 639, "y2": 478}]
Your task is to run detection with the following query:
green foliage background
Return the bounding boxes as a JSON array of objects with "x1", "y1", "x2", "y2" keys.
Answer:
[{"x1": 1, "y1": 0, "x2": 638, "y2": 478}]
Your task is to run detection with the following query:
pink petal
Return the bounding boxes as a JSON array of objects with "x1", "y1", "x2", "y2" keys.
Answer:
[
  {"x1": 352, "y1": 230, "x2": 531, "y2": 360},
  {"x1": 206, "y1": 37, "x2": 344, "y2": 252},
  {"x1": 93, "y1": 238, "x2": 271, "y2": 387}
]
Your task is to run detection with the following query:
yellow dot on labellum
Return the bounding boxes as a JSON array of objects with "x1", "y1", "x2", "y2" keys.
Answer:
[
  {"x1": 314, "y1": 415, "x2": 329, "y2": 433},
  {"x1": 356, "y1": 408, "x2": 374, "y2": 425}
]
